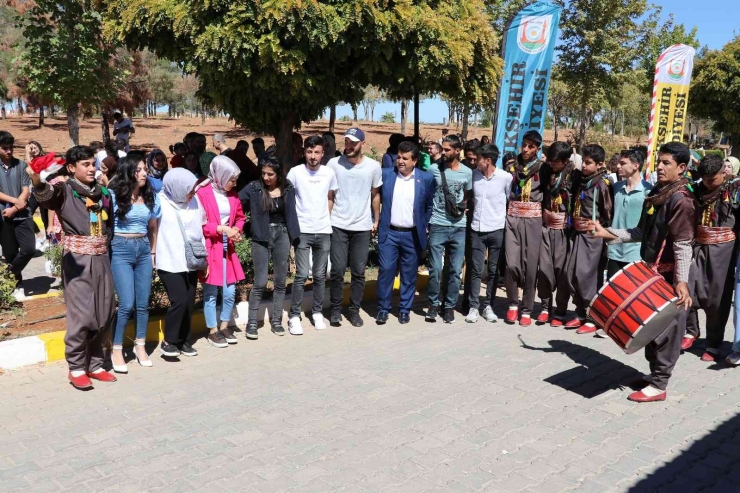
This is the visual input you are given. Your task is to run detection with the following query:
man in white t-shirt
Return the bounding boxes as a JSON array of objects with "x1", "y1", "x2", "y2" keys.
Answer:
[
  {"x1": 327, "y1": 127, "x2": 382, "y2": 327},
  {"x1": 286, "y1": 136, "x2": 338, "y2": 335}
]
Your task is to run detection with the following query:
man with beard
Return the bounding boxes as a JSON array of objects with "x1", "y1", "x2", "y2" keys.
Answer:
[
  {"x1": 589, "y1": 142, "x2": 695, "y2": 402},
  {"x1": 536, "y1": 141, "x2": 577, "y2": 326},
  {"x1": 504, "y1": 130, "x2": 545, "y2": 326},
  {"x1": 327, "y1": 128, "x2": 382, "y2": 327},
  {"x1": 566, "y1": 145, "x2": 613, "y2": 334}
]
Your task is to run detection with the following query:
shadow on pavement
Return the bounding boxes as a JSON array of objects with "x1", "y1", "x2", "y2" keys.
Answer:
[{"x1": 23, "y1": 276, "x2": 57, "y2": 296}]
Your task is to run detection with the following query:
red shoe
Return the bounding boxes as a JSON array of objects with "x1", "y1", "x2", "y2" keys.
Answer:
[
  {"x1": 701, "y1": 351, "x2": 718, "y2": 362},
  {"x1": 576, "y1": 323, "x2": 598, "y2": 335},
  {"x1": 505, "y1": 308, "x2": 518, "y2": 324},
  {"x1": 536, "y1": 312, "x2": 549, "y2": 324},
  {"x1": 519, "y1": 315, "x2": 532, "y2": 326},
  {"x1": 68, "y1": 372, "x2": 93, "y2": 390},
  {"x1": 681, "y1": 337, "x2": 696, "y2": 350},
  {"x1": 550, "y1": 318, "x2": 564, "y2": 327},
  {"x1": 87, "y1": 371, "x2": 117, "y2": 383},
  {"x1": 627, "y1": 389, "x2": 666, "y2": 403},
  {"x1": 565, "y1": 318, "x2": 583, "y2": 329}
]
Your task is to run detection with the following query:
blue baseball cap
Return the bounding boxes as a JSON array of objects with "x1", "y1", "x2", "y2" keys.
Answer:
[{"x1": 344, "y1": 127, "x2": 365, "y2": 142}]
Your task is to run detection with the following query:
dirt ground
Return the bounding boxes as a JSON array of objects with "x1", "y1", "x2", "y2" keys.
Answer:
[{"x1": 0, "y1": 295, "x2": 66, "y2": 341}]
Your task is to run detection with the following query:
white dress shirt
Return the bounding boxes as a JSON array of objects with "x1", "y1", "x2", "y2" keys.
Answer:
[
  {"x1": 471, "y1": 168, "x2": 512, "y2": 232},
  {"x1": 390, "y1": 170, "x2": 416, "y2": 228}
]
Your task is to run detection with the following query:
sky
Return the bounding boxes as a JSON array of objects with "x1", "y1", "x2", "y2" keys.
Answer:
[{"x1": 328, "y1": 0, "x2": 738, "y2": 126}]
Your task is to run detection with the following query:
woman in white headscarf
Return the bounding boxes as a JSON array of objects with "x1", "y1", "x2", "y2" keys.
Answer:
[
  {"x1": 156, "y1": 168, "x2": 207, "y2": 358},
  {"x1": 196, "y1": 156, "x2": 246, "y2": 348}
]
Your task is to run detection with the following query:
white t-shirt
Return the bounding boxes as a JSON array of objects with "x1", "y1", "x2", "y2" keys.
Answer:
[
  {"x1": 328, "y1": 155, "x2": 383, "y2": 231},
  {"x1": 471, "y1": 168, "x2": 512, "y2": 232},
  {"x1": 286, "y1": 164, "x2": 338, "y2": 234},
  {"x1": 156, "y1": 194, "x2": 207, "y2": 273},
  {"x1": 214, "y1": 190, "x2": 230, "y2": 225}
]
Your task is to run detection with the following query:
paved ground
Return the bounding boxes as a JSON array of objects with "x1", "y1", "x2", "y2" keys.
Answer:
[{"x1": 0, "y1": 290, "x2": 738, "y2": 493}]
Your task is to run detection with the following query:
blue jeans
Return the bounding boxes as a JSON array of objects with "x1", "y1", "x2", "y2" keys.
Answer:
[
  {"x1": 111, "y1": 236, "x2": 153, "y2": 345},
  {"x1": 203, "y1": 236, "x2": 236, "y2": 329},
  {"x1": 427, "y1": 224, "x2": 466, "y2": 309}
]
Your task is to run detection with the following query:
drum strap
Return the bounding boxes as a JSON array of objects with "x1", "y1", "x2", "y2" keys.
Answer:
[
  {"x1": 603, "y1": 276, "x2": 662, "y2": 334},
  {"x1": 647, "y1": 240, "x2": 667, "y2": 274}
]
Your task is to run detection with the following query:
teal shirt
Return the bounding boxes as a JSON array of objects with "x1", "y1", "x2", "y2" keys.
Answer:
[
  {"x1": 429, "y1": 162, "x2": 473, "y2": 227},
  {"x1": 608, "y1": 179, "x2": 652, "y2": 262}
]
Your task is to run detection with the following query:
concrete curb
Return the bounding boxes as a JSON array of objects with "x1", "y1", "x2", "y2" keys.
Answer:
[{"x1": 0, "y1": 273, "x2": 429, "y2": 370}]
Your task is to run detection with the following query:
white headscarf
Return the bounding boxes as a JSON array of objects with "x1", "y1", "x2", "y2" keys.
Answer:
[
  {"x1": 208, "y1": 155, "x2": 241, "y2": 193},
  {"x1": 162, "y1": 168, "x2": 197, "y2": 206}
]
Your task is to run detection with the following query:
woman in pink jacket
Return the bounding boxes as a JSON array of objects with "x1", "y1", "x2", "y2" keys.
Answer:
[{"x1": 197, "y1": 156, "x2": 246, "y2": 348}]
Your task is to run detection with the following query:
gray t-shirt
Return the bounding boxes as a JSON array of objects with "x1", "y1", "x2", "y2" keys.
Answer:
[
  {"x1": 429, "y1": 162, "x2": 473, "y2": 227},
  {"x1": 0, "y1": 158, "x2": 30, "y2": 219},
  {"x1": 328, "y1": 155, "x2": 383, "y2": 231}
]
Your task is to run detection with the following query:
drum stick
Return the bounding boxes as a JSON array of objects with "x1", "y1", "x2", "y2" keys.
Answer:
[{"x1": 591, "y1": 188, "x2": 598, "y2": 234}]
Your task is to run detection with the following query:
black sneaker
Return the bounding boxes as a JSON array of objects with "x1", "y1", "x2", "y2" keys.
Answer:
[
  {"x1": 207, "y1": 331, "x2": 228, "y2": 348},
  {"x1": 425, "y1": 305, "x2": 438, "y2": 322},
  {"x1": 246, "y1": 323, "x2": 258, "y2": 340},
  {"x1": 160, "y1": 341, "x2": 181, "y2": 357},
  {"x1": 271, "y1": 322, "x2": 286, "y2": 336},
  {"x1": 443, "y1": 308, "x2": 455, "y2": 324},
  {"x1": 330, "y1": 309, "x2": 342, "y2": 327},
  {"x1": 349, "y1": 311, "x2": 364, "y2": 327},
  {"x1": 179, "y1": 342, "x2": 198, "y2": 357},
  {"x1": 220, "y1": 327, "x2": 237, "y2": 344}
]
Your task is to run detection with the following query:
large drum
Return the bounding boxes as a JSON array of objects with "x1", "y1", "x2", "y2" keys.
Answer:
[{"x1": 588, "y1": 261, "x2": 679, "y2": 354}]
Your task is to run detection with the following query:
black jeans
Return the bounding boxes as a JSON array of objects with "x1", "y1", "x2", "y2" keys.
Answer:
[
  {"x1": 606, "y1": 259, "x2": 630, "y2": 280},
  {"x1": 158, "y1": 270, "x2": 198, "y2": 347},
  {"x1": 330, "y1": 227, "x2": 371, "y2": 312},
  {"x1": 290, "y1": 233, "x2": 331, "y2": 318},
  {"x1": 249, "y1": 224, "x2": 291, "y2": 325},
  {"x1": 468, "y1": 229, "x2": 504, "y2": 310},
  {"x1": 0, "y1": 217, "x2": 36, "y2": 286}
]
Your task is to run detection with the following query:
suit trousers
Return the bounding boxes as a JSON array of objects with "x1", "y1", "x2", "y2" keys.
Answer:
[{"x1": 377, "y1": 229, "x2": 421, "y2": 314}]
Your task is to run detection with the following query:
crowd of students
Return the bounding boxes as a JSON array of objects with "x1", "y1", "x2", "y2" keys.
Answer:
[{"x1": 2, "y1": 119, "x2": 739, "y2": 397}]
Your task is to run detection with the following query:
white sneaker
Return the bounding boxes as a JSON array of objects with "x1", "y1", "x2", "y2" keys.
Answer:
[
  {"x1": 312, "y1": 313, "x2": 326, "y2": 330},
  {"x1": 12, "y1": 289, "x2": 26, "y2": 302},
  {"x1": 465, "y1": 309, "x2": 478, "y2": 323},
  {"x1": 482, "y1": 306, "x2": 498, "y2": 322},
  {"x1": 289, "y1": 317, "x2": 304, "y2": 336},
  {"x1": 726, "y1": 352, "x2": 740, "y2": 366}
]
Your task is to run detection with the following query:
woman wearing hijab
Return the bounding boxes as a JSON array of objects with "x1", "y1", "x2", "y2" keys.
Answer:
[
  {"x1": 147, "y1": 148, "x2": 168, "y2": 193},
  {"x1": 197, "y1": 156, "x2": 246, "y2": 348},
  {"x1": 156, "y1": 169, "x2": 206, "y2": 358}
]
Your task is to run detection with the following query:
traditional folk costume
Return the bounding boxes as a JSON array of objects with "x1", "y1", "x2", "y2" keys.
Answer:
[
  {"x1": 607, "y1": 177, "x2": 696, "y2": 401},
  {"x1": 684, "y1": 178, "x2": 740, "y2": 359},
  {"x1": 34, "y1": 180, "x2": 116, "y2": 383},
  {"x1": 566, "y1": 170, "x2": 613, "y2": 332},
  {"x1": 504, "y1": 156, "x2": 544, "y2": 325},
  {"x1": 537, "y1": 162, "x2": 579, "y2": 326}
]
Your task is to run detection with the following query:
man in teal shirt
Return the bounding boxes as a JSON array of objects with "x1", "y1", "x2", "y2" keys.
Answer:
[{"x1": 606, "y1": 150, "x2": 652, "y2": 278}]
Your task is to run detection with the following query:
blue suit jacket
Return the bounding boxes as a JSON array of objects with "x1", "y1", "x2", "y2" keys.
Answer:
[{"x1": 378, "y1": 167, "x2": 437, "y2": 250}]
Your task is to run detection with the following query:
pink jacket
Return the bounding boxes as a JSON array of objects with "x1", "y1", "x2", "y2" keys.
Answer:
[{"x1": 197, "y1": 184, "x2": 246, "y2": 286}]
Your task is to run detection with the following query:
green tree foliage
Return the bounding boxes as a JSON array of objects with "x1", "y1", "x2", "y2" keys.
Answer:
[
  {"x1": 380, "y1": 112, "x2": 396, "y2": 124},
  {"x1": 691, "y1": 36, "x2": 740, "y2": 150},
  {"x1": 17, "y1": 0, "x2": 125, "y2": 145},
  {"x1": 104, "y1": 0, "x2": 502, "y2": 163}
]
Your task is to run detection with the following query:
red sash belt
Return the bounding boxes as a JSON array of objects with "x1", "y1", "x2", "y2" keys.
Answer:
[
  {"x1": 64, "y1": 235, "x2": 108, "y2": 255},
  {"x1": 507, "y1": 201, "x2": 541, "y2": 218},
  {"x1": 573, "y1": 217, "x2": 591, "y2": 232},
  {"x1": 543, "y1": 210, "x2": 567, "y2": 230},
  {"x1": 697, "y1": 226, "x2": 736, "y2": 245}
]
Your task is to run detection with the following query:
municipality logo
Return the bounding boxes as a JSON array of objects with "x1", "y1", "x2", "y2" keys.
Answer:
[
  {"x1": 517, "y1": 15, "x2": 551, "y2": 55},
  {"x1": 667, "y1": 58, "x2": 686, "y2": 81}
]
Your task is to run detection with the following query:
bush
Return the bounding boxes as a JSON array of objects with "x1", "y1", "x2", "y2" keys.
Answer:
[
  {"x1": 43, "y1": 244, "x2": 63, "y2": 278},
  {"x1": 339, "y1": 115, "x2": 351, "y2": 122},
  {"x1": 235, "y1": 239, "x2": 254, "y2": 283},
  {"x1": 0, "y1": 264, "x2": 16, "y2": 309},
  {"x1": 149, "y1": 272, "x2": 170, "y2": 312},
  {"x1": 697, "y1": 149, "x2": 724, "y2": 158},
  {"x1": 380, "y1": 112, "x2": 395, "y2": 124}
]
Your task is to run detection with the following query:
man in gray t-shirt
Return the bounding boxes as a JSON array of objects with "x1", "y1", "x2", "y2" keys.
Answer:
[
  {"x1": 327, "y1": 127, "x2": 382, "y2": 327},
  {"x1": 425, "y1": 135, "x2": 472, "y2": 324}
]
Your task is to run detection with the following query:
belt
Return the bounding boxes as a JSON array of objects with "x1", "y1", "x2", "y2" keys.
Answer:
[
  {"x1": 655, "y1": 262, "x2": 674, "y2": 274},
  {"x1": 390, "y1": 225, "x2": 414, "y2": 232},
  {"x1": 543, "y1": 209, "x2": 567, "y2": 230},
  {"x1": 573, "y1": 217, "x2": 591, "y2": 232},
  {"x1": 697, "y1": 226, "x2": 736, "y2": 245},
  {"x1": 507, "y1": 201, "x2": 542, "y2": 218},
  {"x1": 64, "y1": 235, "x2": 108, "y2": 255}
]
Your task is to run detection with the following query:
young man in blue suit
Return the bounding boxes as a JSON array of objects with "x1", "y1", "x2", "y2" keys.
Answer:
[{"x1": 376, "y1": 141, "x2": 436, "y2": 324}]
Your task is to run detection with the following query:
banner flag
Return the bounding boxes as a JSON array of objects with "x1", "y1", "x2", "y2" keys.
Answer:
[
  {"x1": 645, "y1": 44, "x2": 696, "y2": 174},
  {"x1": 493, "y1": 1, "x2": 561, "y2": 167}
]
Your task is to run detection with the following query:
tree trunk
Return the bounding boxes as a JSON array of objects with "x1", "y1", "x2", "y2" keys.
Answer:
[
  {"x1": 554, "y1": 120, "x2": 559, "y2": 142},
  {"x1": 201, "y1": 104, "x2": 206, "y2": 125},
  {"x1": 38, "y1": 105, "x2": 44, "y2": 128},
  {"x1": 400, "y1": 99, "x2": 408, "y2": 134},
  {"x1": 67, "y1": 105, "x2": 80, "y2": 147},
  {"x1": 461, "y1": 105, "x2": 470, "y2": 140},
  {"x1": 447, "y1": 101, "x2": 454, "y2": 126},
  {"x1": 351, "y1": 103, "x2": 358, "y2": 122},
  {"x1": 329, "y1": 105, "x2": 336, "y2": 133},
  {"x1": 101, "y1": 110, "x2": 111, "y2": 144},
  {"x1": 413, "y1": 92, "x2": 420, "y2": 139},
  {"x1": 276, "y1": 112, "x2": 299, "y2": 169},
  {"x1": 17, "y1": 97, "x2": 23, "y2": 116},
  {"x1": 1, "y1": 104, "x2": 5, "y2": 120},
  {"x1": 578, "y1": 102, "x2": 587, "y2": 153}
]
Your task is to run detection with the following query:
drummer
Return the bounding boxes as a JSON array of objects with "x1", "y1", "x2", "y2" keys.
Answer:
[
  {"x1": 588, "y1": 142, "x2": 696, "y2": 403},
  {"x1": 683, "y1": 155, "x2": 740, "y2": 362}
]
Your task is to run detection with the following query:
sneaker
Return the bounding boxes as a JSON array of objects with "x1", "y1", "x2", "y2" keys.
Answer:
[
  {"x1": 482, "y1": 306, "x2": 498, "y2": 323},
  {"x1": 207, "y1": 331, "x2": 228, "y2": 348},
  {"x1": 160, "y1": 341, "x2": 181, "y2": 357},
  {"x1": 330, "y1": 309, "x2": 342, "y2": 327},
  {"x1": 289, "y1": 317, "x2": 304, "y2": 335},
  {"x1": 179, "y1": 342, "x2": 198, "y2": 357},
  {"x1": 271, "y1": 322, "x2": 286, "y2": 336},
  {"x1": 12, "y1": 288, "x2": 26, "y2": 302},
  {"x1": 425, "y1": 305, "x2": 438, "y2": 322},
  {"x1": 465, "y1": 309, "x2": 478, "y2": 323},
  {"x1": 312, "y1": 313, "x2": 326, "y2": 330},
  {"x1": 349, "y1": 311, "x2": 364, "y2": 327},
  {"x1": 726, "y1": 352, "x2": 740, "y2": 366},
  {"x1": 245, "y1": 323, "x2": 258, "y2": 340},
  {"x1": 443, "y1": 308, "x2": 455, "y2": 324},
  {"x1": 220, "y1": 327, "x2": 237, "y2": 344}
]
